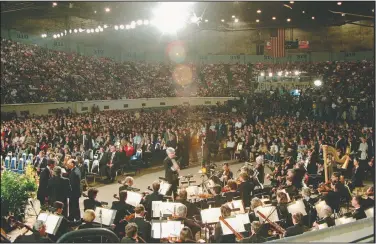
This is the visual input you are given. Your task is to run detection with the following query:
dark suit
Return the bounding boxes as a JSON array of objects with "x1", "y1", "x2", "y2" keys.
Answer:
[
  {"x1": 100, "y1": 151, "x2": 122, "y2": 181},
  {"x1": 352, "y1": 207, "x2": 367, "y2": 220},
  {"x1": 121, "y1": 237, "x2": 137, "y2": 243},
  {"x1": 37, "y1": 167, "x2": 52, "y2": 206},
  {"x1": 33, "y1": 156, "x2": 48, "y2": 172},
  {"x1": 142, "y1": 191, "x2": 164, "y2": 220},
  {"x1": 163, "y1": 156, "x2": 179, "y2": 197},
  {"x1": 68, "y1": 167, "x2": 82, "y2": 221},
  {"x1": 111, "y1": 200, "x2": 134, "y2": 237},
  {"x1": 14, "y1": 233, "x2": 51, "y2": 243},
  {"x1": 238, "y1": 181, "x2": 254, "y2": 208},
  {"x1": 223, "y1": 191, "x2": 239, "y2": 202},
  {"x1": 214, "y1": 222, "x2": 236, "y2": 243},
  {"x1": 83, "y1": 198, "x2": 102, "y2": 211},
  {"x1": 302, "y1": 197, "x2": 317, "y2": 227},
  {"x1": 349, "y1": 166, "x2": 364, "y2": 191},
  {"x1": 284, "y1": 224, "x2": 307, "y2": 237},
  {"x1": 47, "y1": 176, "x2": 72, "y2": 217},
  {"x1": 129, "y1": 217, "x2": 151, "y2": 243},
  {"x1": 176, "y1": 199, "x2": 200, "y2": 219},
  {"x1": 325, "y1": 191, "x2": 341, "y2": 213}
]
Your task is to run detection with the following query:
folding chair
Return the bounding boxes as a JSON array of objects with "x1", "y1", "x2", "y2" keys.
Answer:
[
  {"x1": 10, "y1": 157, "x2": 18, "y2": 172},
  {"x1": 22, "y1": 153, "x2": 27, "y2": 162},
  {"x1": 4, "y1": 156, "x2": 11, "y2": 170},
  {"x1": 27, "y1": 153, "x2": 33, "y2": 161},
  {"x1": 129, "y1": 149, "x2": 144, "y2": 174},
  {"x1": 17, "y1": 158, "x2": 25, "y2": 174},
  {"x1": 86, "y1": 159, "x2": 102, "y2": 186}
]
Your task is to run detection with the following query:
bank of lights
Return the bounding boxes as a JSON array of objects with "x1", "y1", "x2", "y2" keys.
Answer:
[
  {"x1": 256, "y1": 19, "x2": 260, "y2": 23},
  {"x1": 268, "y1": 73, "x2": 273, "y2": 77},
  {"x1": 260, "y1": 72, "x2": 265, "y2": 76}
]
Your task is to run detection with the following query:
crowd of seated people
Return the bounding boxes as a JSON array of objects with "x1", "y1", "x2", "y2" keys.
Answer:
[{"x1": 1, "y1": 39, "x2": 374, "y2": 104}]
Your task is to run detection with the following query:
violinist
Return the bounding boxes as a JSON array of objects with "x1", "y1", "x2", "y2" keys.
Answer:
[
  {"x1": 348, "y1": 157, "x2": 364, "y2": 192},
  {"x1": 179, "y1": 227, "x2": 196, "y2": 243},
  {"x1": 83, "y1": 188, "x2": 102, "y2": 211},
  {"x1": 214, "y1": 205, "x2": 235, "y2": 243},
  {"x1": 128, "y1": 205, "x2": 151, "y2": 243},
  {"x1": 142, "y1": 181, "x2": 164, "y2": 221},
  {"x1": 284, "y1": 212, "x2": 309, "y2": 238},
  {"x1": 313, "y1": 204, "x2": 335, "y2": 228},
  {"x1": 240, "y1": 221, "x2": 266, "y2": 243},
  {"x1": 217, "y1": 163, "x2": 233, "y2": 186},
  {"x1": 324, "y1": 182, "x2": 341, "y2": 214},
  {"x1": 301, "y1": 188, "x2": 317, "y2": 228},
  {"x1": 51, "y1": 201, "x2": 81, "y2": 242},
  {"x1": 362, "y1": 186, "x2": 374, "y2": 209},
  {"x1": 111, "y1": 191, "x2": 135, "y2": 238},
  {"x1": 119, "y1": 176, "x2": 135, "y2": 195},
  {"x1": 78, "y1": 210, "x2": 101, "y2": 229},
  {"x1": 237, "y1": 173, "x2": 254, "y2": 208},
  {"x1": 222, "y1": 180, "x2": 239, "y2": 202},
  {"x1": 121, "y1": 223, "x2": 139, "y2": 243},
  {"x1": 173, "y1": 205, "x2": 201, "y2": 238},
  {"x1": 276, "y1": 192, "x2": 292, "y2": 229},
  {"x1": 208, "y1": 184, "x2": 227, "y2": 208},
  {"x1": 14, "y1": 220, "x2": 51, "y2": 243},
  {"x1": 351, "y1": 196, "x2": 367, "y2": 220},
  {"x1": 176, "y1": 190, "x2": 200, "y2": 219}
]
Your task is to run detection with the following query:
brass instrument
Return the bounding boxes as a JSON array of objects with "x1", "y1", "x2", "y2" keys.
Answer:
[{"x1": 322, "y1": 145, "x2": 350, "y2": 182}]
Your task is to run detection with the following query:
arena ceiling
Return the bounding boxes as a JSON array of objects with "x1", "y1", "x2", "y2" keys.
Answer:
[{"x1": 1, "y1": 1, "x2": 374, "y2": 35}]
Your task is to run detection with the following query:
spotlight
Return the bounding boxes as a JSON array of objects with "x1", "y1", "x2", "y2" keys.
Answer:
[
  {"x1": 130, "y1": 21, "x2": 136, "y2": 28},
  {"x1": 290, "y1": 1, "x2": 294, "y2": 3},
  {"x1": 126, "y1": 25, "x2": 130, "y2": 29},
  {"x1": 61, "y1": 32, "x2": 63, "y2": 36},
  {"x1": 337, "y1": 2, "x2": 342, "y2": 5},
  {"x1": 268, "y1": 73, "x2": 273, "y2": 77},
  {"x1": 64, "y1": 30, "x2": 67, "y2": 34},
  {"x1": 105, "y1": 8, "x2": 110, "y2": 12},
  {"x1": 190, "y1": 15, "x2": 199, "y2": 23},
  {"x1": 114, "y1": 25, "x2": 119, "y2": 30},
  {"x1": 137, "y1": 20, "x2": 143, "y2": 25},
  {"x1": 272, "y1": 17, "x2": 276, "y2": 20},
  {"x1": 86, "y1": 29, "x2": 90, "y2": 33},
  {"x1": 287, "y1": 18, "x2": 291, "y2": 22},
  {"x1": 99, "y1": 28, "x2": 103, "y2": 32},
  {"x1": 341, "y1": 13, "x2": 345, "y2": 16},
  {"x1": 285, "y1": 71, "x2": 289, "y2": 76},
  {"x1": 52, "y1": 2, "x2": 57, "y2": 7},
  {"x1": 314, "y1": 80, "x2": 322, "y2": 87},
  {"x1": 144, "y1": 20, "x2": 149, "y2": 25},
  {"x1": 98, "y1": 26, "x2": 101, "y2": 29},
  {"x1": 205, "y1": 19, "x2": 208, "y2": 22},
  {"x1": 221, "y1": 19, "x2": 225, "y2": 22},
  {"x1": 256, "y1": 19, "x2": 260, "y2": 23},
  {"x1": 104, "y1": 25, "x2": 108, "y2": 28},
  {"x1": 131, "y1": 24, "x2": 136, "y2": 29},
  {"x1": 312, "y1": 16, "x2": 315, "y2": 20},
  {"x1": 41, "y1": 34, "x2": 44, "y2": 38},
  {"x1": 94, "y1": 11, "x2": 97, "y2": 14},
  {"x1": 79, "y1": 28, "x2": 83, "y2": 32},
  {"x1": 257, "y1": 10, "x2": 261, "y2": 13},
  {"x1": 120, "y1": 25, "x2": 124, "y2": 29},
  {"x1": 234, "y1": 18, "x2": 239, "y2": 22},
  {"x1": 74, "y1": 29, "x2": 78, "y2": 33},
  {"x1": 131, "y1": 21, "x2": 136, "y2": 26},
  {"x1": 95, "y1": 28, "x2": 99, "y2": 32},
  {"x1": 260, "y1": 72, "x2": 265, "y2": 76}
]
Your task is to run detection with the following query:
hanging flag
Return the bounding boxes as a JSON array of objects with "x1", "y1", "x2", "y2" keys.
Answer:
[{"x1": 270, "y1": 28, "x2": 285, "y2": 57}]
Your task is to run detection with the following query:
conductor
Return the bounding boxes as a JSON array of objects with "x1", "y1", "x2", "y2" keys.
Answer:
[{"x1": 164, "y1": 147, "x2": 180, "y2": 199}]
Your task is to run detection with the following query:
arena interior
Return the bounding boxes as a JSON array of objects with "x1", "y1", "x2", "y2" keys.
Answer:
[{"x1": 0, "y1": 1, "x2": 375, "y2": 243}]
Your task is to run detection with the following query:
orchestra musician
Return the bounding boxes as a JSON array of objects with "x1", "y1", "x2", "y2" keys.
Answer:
[
  {"x1": 83, "y1": 188, "x2": 103, "y2": 211},
  {"x1": 213, "y1": 205, "x2": 235, "y2": 243},
  {"x1": 301, "y1": 188, "x2": 317, "y2": 228},
  {"x1": 176, "y1": 190, "x2": 201, "y2": 219},
  {"x1": 142, "y1": 181, "x2": 164, "y2": 221},
  {"x1": 351, "y1": 196, "x2": 367, "y2": 220},
  {"x1": 164, "y1": 147, "x2": 180, "y2": 198},
  {"x1": 50, "y1": 201, "x2": 81, "y2": 242},
  {"x1": 207, "y1": 184, "x2": 227, "y2": 208},
  {"x1": 78, "y1": 210, "x2": 101, "y2": 230},
  {"x1": 284, "y1": 213, "x2": 309, "y2": 238},
  {"x1": 348, "y1": 157, "x2": 364, "y2": 192},
  {"x1": 128, "y1": 205, "x2": 151, "y2": 243},
  {"x1": 13, "y1": 220, "x2": 51, "y2": 243},
  {"x1": 240, "y1": 221, "x2": 266, "y2": 243},
  {"x1": 218, "y1": 163, "x2": 234, "y2": 186},
  {"x1": 237, "y1": 173, "x2": 254, "y2": 208},
  {"x1": 179, "y1": 227, "x2": 196, "y2": 243},
  {"x1": 121, "y1": 223, "x2": 139, "y2": 243},
  {"x1": 313, "y1": 204, "x2": 335, "y2": 228},
  {"x1": 323, "y1": 182, "x2": 342, "y2": 213},
  {"x1": 119, "y1": 177, "x2": 135, "y2": 195},
  {"x1": 173, "y1": 205, "x2": 201, "y2": 238},
  {"x1": 276, "y1": 192, "x2": 293, "y2": 229},
  {"x1": 222, "y1": 180, "x2": 239, "y2": 202},
  {"x1": 111, "y1": 191, "x2": 135, "y2": 238},
  {"x1": 362, "y1": 186, "x2": 374, "y2": 209}
]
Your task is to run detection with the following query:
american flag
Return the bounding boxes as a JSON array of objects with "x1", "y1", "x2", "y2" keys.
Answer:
[{"x1": 270, "y1": 28, "x2": 285, "y2": 58}]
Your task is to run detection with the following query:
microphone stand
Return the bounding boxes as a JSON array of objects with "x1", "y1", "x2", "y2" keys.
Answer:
[
  {"x1": 159, "y1": 210, "x2": 162, "y2": 240},
  {"x1": 99, "y1": 209, "x2": 103, "y2": 243}
]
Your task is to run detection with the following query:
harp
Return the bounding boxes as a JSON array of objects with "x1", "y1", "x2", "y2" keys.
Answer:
[{"x1": 322, "y1": 145, "x2": 350, "y2": 182}]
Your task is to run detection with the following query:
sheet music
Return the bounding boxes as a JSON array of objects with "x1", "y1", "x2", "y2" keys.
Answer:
[
  {"x1": 126, "y1": 191, "x2": 143, "y2": 207},
  {"x1": 44, "y1": 214, "x2": 62, "y2": 235},
  {"x1": 152, "y1": 201, "x2": 163, "y2": 218},
  {"x1": 151, "y1": 221, "x2": 184, "y2": 239},
  {"x1": 227, "y1": 200, "x2": 245, "y2": 214},
  {"x1": 365, "y1": 207, "x2": 373, "y2": 218},
  {"x1": 152, "y1": 202, "x2": 184, "y2": 218},
  {"x1": 287, "y1": 200, "x2": 307, "y2": 216},
  {"x1": 167, "y1": 221, "x2": 183, "y2": 237},
  {"x1": 219, "y1": 216, "x2": 246, "y2": 235},
  {"x1": 37, "y1": 213, "x2": 48, "y2": 222},
  {"x1": 159, "y1": 182, "x2": 172, "y2": 195},
  {"x1": 315, "y1": 200, "x2": 328, "y2": 219},
  {"x1": 236, "y1": 213, "x2": 250, "y2": 225},
  {"x1": 200, "y1": 208, "x2": 221, "y2": 224},
  {"x1": 254, "y1": 205, "x2": 279, "y2": 223},
  {"x1": 93, "y1": 207, "x2": 117, "y2": 226},
  {"x1": 185, "y1": 186, "x2": 199, "y2": 199}
]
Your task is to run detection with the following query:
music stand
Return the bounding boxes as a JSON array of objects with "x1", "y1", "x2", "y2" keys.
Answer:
[
  {"x1": 159, "y1": 182, "x2": 172, "y2": 196},
  {"x1": 315, "y1": 200, "x2": 328, "y2": 219},
  {"x1": 235, "y1": 213, "x2": 251, "y2": 226},
  {"x1": 126, "y1": 191, "x2": 143, "y2": 207},
  {"x1": 152, "y1": 202, "x2": 184, "y2": 218},
  {"x1": 227, "y1": 200, "x2": 245, "y2": 214},
  {"x1": 37, "y1": 213, "x2": 63, "y2": 236},
  {"x1": 254, "y1": 205, "x2": 279, "y2": 223},
  {"x1": 287, "y1": 200, "x2": 307, "y2": 216},
  {"x1": 219, "y1": 216, "x2": 246, "y2": 235},
  {"x1": 200, "y1": 207, "x2": 221, "y2": 224},
  {"x1": 93, "y1": 207, "x2": 117, "y2": 226},
  {"x1": 151, "y1": 220, "x2": 184, "y2": 239}
]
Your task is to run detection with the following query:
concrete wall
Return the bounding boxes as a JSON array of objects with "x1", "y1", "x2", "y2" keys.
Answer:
[{"x1": 1, "y1": 97, "x2": 237, "y2": 116}]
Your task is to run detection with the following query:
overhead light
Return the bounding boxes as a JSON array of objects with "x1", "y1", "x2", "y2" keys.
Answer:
[
  {"x1": 221, "y1": 19, "x2": 225, "y2": 22},
  {"x1": 90, "y1": 29, "x2": 94, "y2": 33},
  {"x1": 94, "y1": 11, "x2": 97, "y2": 14},
  {"x1": 256, "y1": 19, "x2": 260, "y2": 23},
  {"x1": 287, "y1": 18, "x2": 291, "y2": 22},
  {"x1": 57, "y1": 34, "x2": 60, "y2": 37},
  {"x1": 290, "y1": 1, "x2": 294, "y2": 3},
  {"x1": 53, "y1": 34, "x2": 57, "y2": 38},
  {"x1": 372, "y1": 9, "x2": 374, "y2": 13},
  {"x1": 98, "y1": 26, "x2": 101, "y2": 29},
  {"x1": 114, "y1": 25, "x2": 119, "y2": 30},
  {"x1": 260, "y1": 72, "x2": 265, "y2": 76},
  {"x1": 86, "y1": 29, "x2": 90, "y2": 33},
  {"x1": 79, "y1": 28, "x2": 83, "y2": 32},
  {"x1": 205, "y1": 19, "x2": 208, "y2": 22},
  {"x1": 341, "y1": 13, "x2": 345, "y2": 16},
  {"x1": 137, "y1": 20, "x2": 143, "y2": 25},
  {"x1": 131, "y1": 21, "x2": 136, "y2": 26},
  {"x1": 64, "y1": 30, "x2": 67, "y2": 34},
  {"x1": 257, "y1": 10, "x2": 261, "y2": 14},
  {"x1": 190, "y1": 14, "x2": 199, "y2": 23},
  {"x1": 302, "y1": 10, "x2": 305, "y2": 13},
  {"x1": 104, "y1": 25, "x2": 108, "y2": 28},
  {"x1": 52, "y1": 2, "x2": 57, "y2": 7},
  {"x1": 312, "y1": 16, "x2": 315, "y2": 20},
  {"x1": 41, "y1": 34, "x2": 44, "y2": 38},
  {"x1": 95, "y1": 28, "x2": 99, "y2": 32},
  {"x1": 143, "y1": 20, "x2": 149, "y2": 25},
  {"x1": 314, "y1": 80, "x2": 322, "y2": 87},
  {"x1": 277, "y1": 72, "x2": 282, "y2": 76},
  {"x1": 120, "y1": 25, "x2": 124, "y2": 29},
  {"x1": 99, "y1": 28, "x2": 103, "y2": 32},
  {"x1": 337, "y1": 2, "x2": 342, "y2": 5},
  {"x1": 272, "y1": 17, "x2": 276, "y2": 20},
  {"x1": 234, "y1": 18, "x2": 239, "y2": 22},
  {"x1": 105, "y1": 8, "x2": 110, "y2": 12},
  {"x1": 131, "y1": 24, "x2": 135, "y2": 29},
  {"x1": 232, "y1": 15, "x2": 235, "y2": 18},
  {"x1": 268, "y1": 73, "x2": 273, "y2": 77},
  {"x1": 69, "y1": 29, "x2": 72, "y2": 33},
  {"x1": 294, "y1": 71, "x2": 300, "y2": 75},
  {"x1": 74, "y1": 29, "x2": 78, "y2": 33},
  {"x1": 126, "y1": 25, "x2": 130, "y2": 29}
]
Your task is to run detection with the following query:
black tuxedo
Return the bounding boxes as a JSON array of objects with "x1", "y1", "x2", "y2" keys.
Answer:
[
  {"x1": 349, "y1": 166, "x2": 363, "y2": 191},
  {"x1": 129, "y1": 217, "x2": 151, "y2": 243},
  {"x1": 100, "y1": 151, "x2": 122, "y2": 181},
  {"x1": 238, "y1": 181, "x2": 254, "y2": 208},
  {"x1": 68, "y1": 167, "x2": 82, "y2": 221},
  {"x1": 83, "y1": 198, "x2": 102, "y2": 211},
  {"x1": 37, "y1": 167, "x2": 52, "y2": 205},
  {"x1": 142, "y1": 191, "x2": 164, "y2": 220},
  {"x1": 284, "y1": 224, "x2": 308, "y2": 237},
  {"x1": 111, "y1": 200, "x2": 134, "y2": 237},
  {"x1": 34, "y1": 157, "x2": 48, "y2": 172},
  {"x1": 47, "y1": 176, "x2": 72, "y2": 217},
  {"x1": 163, "y1": 156, "x2": 179, "y2": 197},
  {"x1": 352, "y1": 207, "x2": 367, "y2": 220},
  {"x1": 325, "y1": 191, "x2": 341, "y2": 213},
  {"x1": 302, "y1": 197, "x2": 317, "y2": 227}
]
